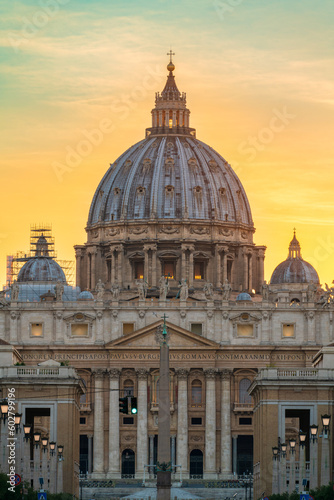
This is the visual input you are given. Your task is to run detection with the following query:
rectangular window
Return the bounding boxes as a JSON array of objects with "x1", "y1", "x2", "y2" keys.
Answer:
[
  {"x1": 190, "y1": 323, "x2": 203, "y2": 336},
  {"x1": 123, "y1": 417, "x2": 134, "y2": 425},
  {"x1": 71, "y1": 324, "x2": 88, "y2": 337},
  {"x1": 134, "y1": 261, "x2": 144, "y2": 279},
  {"x1": 194, "y1": 262, "x2": 204, "y2": 280},
  {"x1": 80, "y1": 417, "x2": 86, "y2": 425},
  {"x1": 163, "y1": 262, "x2": 174, "y2": 279},
  {"x1": 31, "y1": 323, "x2": 43, "y2": 337},
  {"x1": 239, "y1": 417, "x2": 252, "y2": 425},
  {"x1": 191, "y1": 417, "x2": 202, "y2": 425},
  {"x1": 123, "y1": 323, "x2": 135, "y2": 335},
  {"x1": 282, "y1": 324, "x2": 295, "y2": 337},
  {"x1": 237, "y1": 324, "x2": 254, "y2": 337}
]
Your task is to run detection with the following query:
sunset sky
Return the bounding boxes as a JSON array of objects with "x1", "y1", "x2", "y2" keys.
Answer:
[{"x1": 1, "y1": 0, "x2": 333, "y2": 288}]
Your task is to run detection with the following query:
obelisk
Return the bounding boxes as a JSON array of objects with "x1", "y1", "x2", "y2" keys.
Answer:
[{"x1": 157, "y1": 315, "x2": 171, "y2": 500}]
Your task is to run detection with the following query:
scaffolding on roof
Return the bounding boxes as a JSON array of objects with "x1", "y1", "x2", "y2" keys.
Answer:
[{"x1": 5, "y1": 225, "x2": 75, "y2": 287}]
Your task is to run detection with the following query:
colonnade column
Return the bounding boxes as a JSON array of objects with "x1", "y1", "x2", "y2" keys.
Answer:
[
  {"x1": 232, "y1": 435, "x2": 238, "y2": 474},
  {"x1": 90, "y1": 247, "x2": 97, "y2": 290},
  {"x1": 74, "y1": 247, "x2": 82, "y2": 289},
  {"x1": 188, "y1": 246, "x2": 194, "y2": 287},
  {"x1": 220, "y1": 369, "x2": 232, "y2": 477},
  {"x1": 116, "y1": 244, "x2": 123, "y2": 285},
  {"x1": 87, "y1": 434, "x2": 93, "y2": 474},
  {"x1": 171, "y1": 434, "x2": 176, "y2": 470},
  {"x1": 144, "y1": 246, "x2": 149, "y2": 282},
  {"x1": 176, "y1": 368, "x2": 189, "y2": 477},
  {"x1": 108, "y1": 368, "x2": 121, "y2": 478},
  {"x1": 136, "y1": 368, "x2": 148, "y2": 478},
  {"x1": 149, "y1": 435, "x2": 154, "y2": 478},
  {"x1": 92, "y1": 369, "x2": 105, "y2": 477},
  {"x1": 258, "y1": 249, "x2": 265, "y2": 292},
  {"x1": 243, "y1": 249, "x2": 248, "y2": 291},
  {"x1": 181, "y1": 246, "x2": 186, "y2": 280},
  {"x1": 248, "y1": 253, "x2": 253, "y2": 291},
  {"x1": 204, "y1": 368, "x2": 217, "y2": 478}
]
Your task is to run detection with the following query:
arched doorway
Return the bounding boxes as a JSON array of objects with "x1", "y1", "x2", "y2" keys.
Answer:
[
  {"x1": 121, "y1": 449, "x2": 135, "y2": 478},
  {"x1": 189, "y1": 449, "x2": 203, "y2": 478}
]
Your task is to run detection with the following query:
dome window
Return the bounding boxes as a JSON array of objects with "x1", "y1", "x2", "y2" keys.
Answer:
[
  {"x1": 136, "y1": 186, "x2": 145, "y2": 195},
  {"x1": 219, "y1": 188, "x2": 226, "y2": 196},
  {"x1": 134, "y1": 261, "x2": 144, "y2": 280},
  {"x1": 194, "y1": 261, "x2": 205, "y2": 280},
  {"x1": 194, "y1": 186, "x2": 202, "y2": 194},
  {"x1": 290, "y1": 298, "x2": 300, "y2": 307},
  {"x1": 165, "y1": 185, "x2": 174, "y2": 194},
  {"x1": 114, "y1": 188, "x2": 121, "y2": 195}
]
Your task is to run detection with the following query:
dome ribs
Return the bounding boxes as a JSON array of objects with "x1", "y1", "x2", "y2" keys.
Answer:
[{"x1": 149, "y1": 137, "x2": 166, "y2": 219}]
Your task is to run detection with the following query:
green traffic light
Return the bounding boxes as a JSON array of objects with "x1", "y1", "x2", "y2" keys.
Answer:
[{"x1": 131, "y1": 407, "x2": 137, "y2": 414}]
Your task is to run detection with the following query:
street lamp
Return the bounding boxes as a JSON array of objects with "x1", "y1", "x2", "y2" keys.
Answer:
[
  {"x1": 42, "y1": 436, "x2": 49, "y2": 452},
  {"x1": 50, "y1": 441, "x2": 56, "y2": 456},
  {"x1": 310, "y1": 424, "x2": 318, "y2": 442},
  {"x1": 14, "y1": 413, "x2": 22, "y2": 433},
  {"x1": 0, "y1": 399, "x2": 8, "y2": 422},
  {"x1": 33, "y1": 431, "x2": 41, "y2": 448},
  {"x1": 289, "y1": 438, "x2": 296, "y2": 454},
  {"x1": 321, "y1": 414, "x2": 331, "y2": 437},
  {"x1": 23, "y1": 423, "x2": 32, "y2": 440},
  {"x1": 57, "y1": 444, "x2": 64, "y2": 458},
  {"x1": 272, "y1": 447, "x2": 279, "y2": 459},
  {"x1": 299, "y1": 432, "x2": 307, "y2": 448},
  {"x1": 281, "y1": 443, "x2": 287, "y2": 456}
]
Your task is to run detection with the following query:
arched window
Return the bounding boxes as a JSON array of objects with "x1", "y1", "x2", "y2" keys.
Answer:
[
  {"x1": 123, "y1": 379, "x2": 134, "y2": 397},
  {"x1": 190, "y1": 449, "x2": 203, "y2": 478},
  {"x1": 121, "y1": 449, "x2": 135, "y2": 478},
  {"x1": 239, "y1": 378, "x2": 252, "y2": 404},
  {"x1": 191, "y1": 379, "x2": 202, "y2": 406}
]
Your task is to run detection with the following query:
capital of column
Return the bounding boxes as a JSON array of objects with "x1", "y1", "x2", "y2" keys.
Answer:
[
  {"x1": 87, "y1": 246, "x2": 98, "y2": 256},
  {"x1": 143, "y1": 243, "x2": 157, "y2": 252},
  {"x1": 114, "y1": 244, "x2": 124, "y2": 253},
  {"x1": 136, "y1": 368, "x2": 149, "y2": 380},
  {"x1": 181, "y1": 244, "x2": 195, "y2": 253},
  {"x1": 204, "y1": 368, "x2": 217, "y2": 379},
  {"x1": 92, "y1": 368, "x2": 105, "y2": 379},
  {"x1": 243, "y1": 248, "x2": 253, "y2": 257},
  {"x1": 75, "y1": 247, "x2": 83, "y2": 258},
  {"x1": 217, "y1": 245, "x2": 229, "y2": 254},
  {"x1": 219, "y1": 369, "x2": 232, "y2": 380},
  {"x1": 175, "y1": 368, "x2": 189, "y2": 380},
  {"x1": 108, "y1": 368, "x2": 121, "y2": 379}
]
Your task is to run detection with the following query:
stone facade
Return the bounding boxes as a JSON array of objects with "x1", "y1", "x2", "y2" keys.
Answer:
[{"x1": 0, "y1": 58, "x2": 333, "y2": 497}]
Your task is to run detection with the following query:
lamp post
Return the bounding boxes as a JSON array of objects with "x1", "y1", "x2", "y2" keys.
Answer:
[
  {"x1": 279, "y1": 443, "x2": 287, "y2": 494},
  {"x1": 288, "y1": 438, "x2": 296, "y2": 494},
  {"x1": 33, "y1": 431, "x2": 42, "y2": 489},
  {"x1": 320, "y1": 414, "x2": 331, "y2": 485},
  {"x1": 49, "y1": 442, "x2": 57, "y2": 493},
  {"x1": 57, "y1": 444, "x2": 64, "y2": 493},
  {"x1": 23, "y1": 424, "x2": 32, "y2": 482},
  {"x1": 309, "y1": 425, "x2": 318, "y2": 489},
  {"x1": 299, "y1": 432, "x2": 307, "y2": 490},
  {"x1": 272, "y1": 448, "x2": 279, "y2": 494}
]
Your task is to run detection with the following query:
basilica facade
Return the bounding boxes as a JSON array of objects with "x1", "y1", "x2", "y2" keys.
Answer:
[{"x1": 0, "y1": 57, "x2": 333, "y2": 497}]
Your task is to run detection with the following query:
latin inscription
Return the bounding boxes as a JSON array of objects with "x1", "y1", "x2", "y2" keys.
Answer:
[{"x1": 21, "y1": 351, "x2": 314, "y2": 362}]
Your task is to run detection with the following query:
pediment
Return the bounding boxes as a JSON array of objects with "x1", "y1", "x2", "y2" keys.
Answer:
[{"x1": 106, "y1": 321, "x2": 220, "y2": 349}]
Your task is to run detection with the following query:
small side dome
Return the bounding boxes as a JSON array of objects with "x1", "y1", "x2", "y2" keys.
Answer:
[
  {"x1": 78, "y1": 290, "x2": 94, "y2": 300},
  {"x1": 236, "y1": 292, "x2": 252, "y2": 302},
  {"x1": 270, "y1": 231, "x2": 319, "y2": 284},
  {"x1": 17, "y1": 257, "x2": 66, "y2": 283}
]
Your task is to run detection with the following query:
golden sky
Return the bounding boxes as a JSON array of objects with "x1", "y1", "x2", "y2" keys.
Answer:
[{"x1": 1, "y1": 0, "x2": 333, "y2": 288}]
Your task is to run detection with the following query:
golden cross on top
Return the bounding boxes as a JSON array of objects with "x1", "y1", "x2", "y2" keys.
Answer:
[{"x1": 167, "y1": 49, "x2": 175, "y2": 63}]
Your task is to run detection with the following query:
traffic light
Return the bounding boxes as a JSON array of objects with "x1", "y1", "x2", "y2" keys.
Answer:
[
  {"x1": 130, "y1": 397, "x2": 137, "y2": 414},
  {"x1": 119, "y1": 396, "x2": 128, "y2": 414}
]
